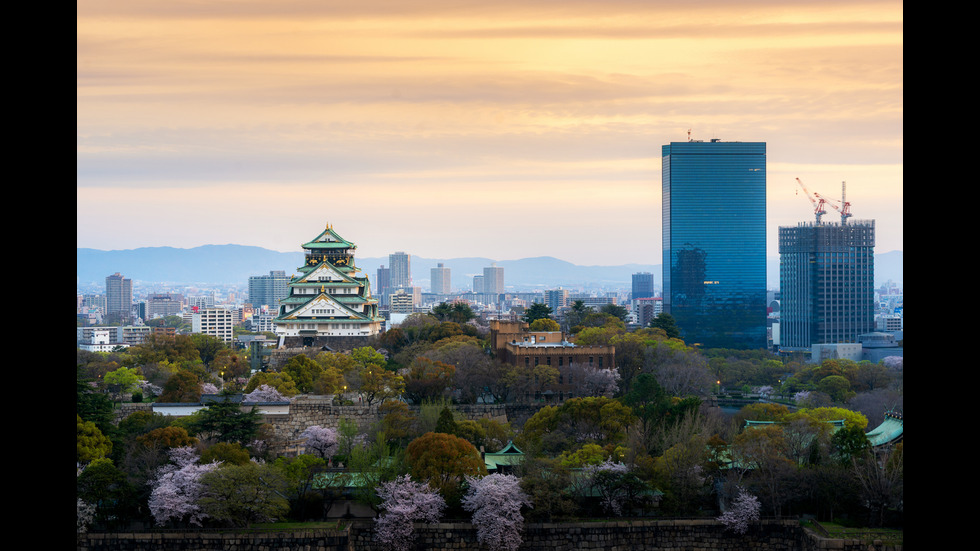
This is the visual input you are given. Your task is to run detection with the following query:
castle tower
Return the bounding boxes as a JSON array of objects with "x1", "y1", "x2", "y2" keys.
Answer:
[{"x1": 273, "y1": 224, "x2": 383, "y2": 348}]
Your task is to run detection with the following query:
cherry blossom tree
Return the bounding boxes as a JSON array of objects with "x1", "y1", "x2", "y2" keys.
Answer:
[
  {"x1": 717, "y1": 486, "x2": 760, "y2": 534},
  {"x1": 581, "y1": 458, "x2": 646, "y2": 516},
  {"x1": 374, "y1": 475, "x2": 446, "y2": 550},
  {"x1": 77, "y1": 498, "x2": 96, "y2": 533},
  {"x1": 301, "y1": 425, "x2": 339, "y2": 460},
  {"x1": 244, "y1": 384, "x2": 289, "y2": 403},
  {"x1": 462, "y1": 473, "x2": 533, "y2": 551},
  {"x1": 77, "y1": 464, "x2": 96, "y2": 533},
  {"x1": 147, "y1": 446, "x2": 221, "y2": 527}
]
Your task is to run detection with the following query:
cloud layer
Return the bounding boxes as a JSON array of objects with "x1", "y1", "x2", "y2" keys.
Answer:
[{"x1": 77, "y1": 0, "x2": 903, "y2": 266}]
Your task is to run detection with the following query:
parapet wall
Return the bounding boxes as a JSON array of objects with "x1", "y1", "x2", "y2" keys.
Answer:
[{"x1": 76, "y1": 520, "x2": 902, "y2": 551}]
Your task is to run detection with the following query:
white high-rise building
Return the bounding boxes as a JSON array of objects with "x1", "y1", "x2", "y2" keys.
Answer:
[
  {"x1": 193, "y1": 307, "x2": 234, "y2": 343},
  {"x1": 483, "y1": 264, "x2": 504, "y2": 294},
  {"x1": 431, "y1": 263, "x2": 451, "y2": 294}
]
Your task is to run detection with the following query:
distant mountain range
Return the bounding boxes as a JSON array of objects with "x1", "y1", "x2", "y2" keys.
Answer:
[{"x1": 77, "y1": 246, "x2": 903, "y2": 291}]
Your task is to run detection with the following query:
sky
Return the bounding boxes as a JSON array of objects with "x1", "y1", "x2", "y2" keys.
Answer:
[{"x1": 77, "y1": 0, "x2": 903, "y2": 266}]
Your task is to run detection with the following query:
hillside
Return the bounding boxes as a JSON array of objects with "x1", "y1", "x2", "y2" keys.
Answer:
[{"x1": 77, "y1": 246, "x2": 903, "y2": 291}]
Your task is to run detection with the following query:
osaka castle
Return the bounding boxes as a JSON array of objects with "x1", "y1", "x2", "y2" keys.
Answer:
[{"x1": 273, "y1": 224, "x2": 383, "y2": 348}]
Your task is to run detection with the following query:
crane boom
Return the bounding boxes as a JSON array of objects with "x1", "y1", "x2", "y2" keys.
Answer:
[
  {"x1": 795, "y1": 178, "x2": 827, "y2": 222},
  {"x1": 813, "y1": 181, "x2": 853, "y2": 224}
]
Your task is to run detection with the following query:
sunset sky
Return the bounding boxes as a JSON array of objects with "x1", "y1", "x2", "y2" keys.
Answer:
[{"x1": 77, "y1": 1, "x2": 903, "y2": 266}]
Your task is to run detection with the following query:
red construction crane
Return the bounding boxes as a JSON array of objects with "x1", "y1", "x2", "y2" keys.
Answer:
[
  {"x1": 813, "y1": 181, "x2": 853, "y2": 224},
  {"x1": 795, "y1": 178, "x2": 827, "y2": 223}
]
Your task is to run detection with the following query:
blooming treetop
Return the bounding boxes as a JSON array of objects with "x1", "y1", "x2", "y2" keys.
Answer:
[
  {"x1": 717, "y1": 486, "x2": 761, "y2": 535},
  {"x1": 374, "y1": 475, "x2": 446, "y2": 550},
  {"x1": 462, "y1": 473, "x2": 533, "y2": 551},
  {"x1": 147, "y1": 446, "x2": 221, "y2": 527},
  {"x1": 244, "y1": 384, "x2": 289, "y2": 403},
  {"x1": 300, "y1": 425, "x2": 339, "y2": 460},
  {"x1": 582, "y1": 458, "x2": 631, "y2": 515}
]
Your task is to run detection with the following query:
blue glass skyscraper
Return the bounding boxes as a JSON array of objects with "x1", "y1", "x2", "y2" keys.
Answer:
[{"x1": 662, "y1": 140, "x2": 767, "y2": 349}]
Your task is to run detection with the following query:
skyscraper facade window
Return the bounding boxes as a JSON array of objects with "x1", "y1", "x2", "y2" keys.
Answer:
[
  {"x1": 375, "y1": 265, "x2": 391, "y2": 304},
  {"x1": 632, "y1": 272, "x2": 655, "y2": 299},
  {"x1": 105, "y1": 272, "x2": 133, "y2": 324},
  {"x1": 389, "y1": 252, "x2": 412, "y2": 289},
  {"x1": 431, "y1": 263, "x2": 451, "y2": 294},
  {"x1": 483, "y1": 264, "x2": 505, "y2": 295},
  {"x1": 662, "y1": 140, "x2": 767, "y2": 349},
  {"x1": 778, "y1": 220, "x2": 875, "y2": 351},
  {"x1": 248, "y1": 270, "x2": 290, "y2": 311}
]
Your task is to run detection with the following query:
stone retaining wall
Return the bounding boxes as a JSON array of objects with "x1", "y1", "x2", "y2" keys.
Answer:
[{"x1": 76, "y1": 520, "x2": 902, "y2": 551}]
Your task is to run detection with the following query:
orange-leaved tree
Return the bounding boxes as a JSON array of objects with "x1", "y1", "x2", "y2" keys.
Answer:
[{"x1": 406, "y1": 432, "x2": 487, "y2": 506}]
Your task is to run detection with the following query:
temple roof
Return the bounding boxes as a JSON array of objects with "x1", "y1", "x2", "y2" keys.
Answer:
[
  {"x1": 302, "y1": 223, "x2": 356, "y2": 250},
  {"x1": 865, "y1": 411, "x2": 903, "y2": 447},
  {"x1": 483, "y1": 441, "x2": 524, "y2": 472}
]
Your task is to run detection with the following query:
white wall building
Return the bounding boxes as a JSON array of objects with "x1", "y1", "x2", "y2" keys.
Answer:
[{"x1": 193, "y1": 307, "x2": 234, "y2": 343}]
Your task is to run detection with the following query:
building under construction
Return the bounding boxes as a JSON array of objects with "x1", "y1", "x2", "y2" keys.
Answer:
[{"x1": 779, "y1": 179, "x2": 876, "y2": 353}]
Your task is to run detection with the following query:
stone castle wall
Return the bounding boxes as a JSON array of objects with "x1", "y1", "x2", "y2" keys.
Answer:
[{"x1": 77, "y1": 520, "x2": 902, "y2": 551}]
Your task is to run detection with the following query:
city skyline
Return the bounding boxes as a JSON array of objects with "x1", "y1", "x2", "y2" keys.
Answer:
[{"x1": 77, "y1": 1, "x2": 903, "y2": 266}]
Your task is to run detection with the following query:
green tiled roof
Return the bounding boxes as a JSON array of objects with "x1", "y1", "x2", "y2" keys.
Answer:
[
  {"x1": 865, "y1": 411, "x2": 903, "y2": 447},
  {"x1": 484, "y1": 441, "x2": 525, "y2": 472},
  {"x1": 302, "y1": 225, "x2": 356, "y2": 250}
]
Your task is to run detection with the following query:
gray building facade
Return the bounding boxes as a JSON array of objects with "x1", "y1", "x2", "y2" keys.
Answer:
[{"x1": 778, "y1": 220, "x2": 875, "y2": 351}]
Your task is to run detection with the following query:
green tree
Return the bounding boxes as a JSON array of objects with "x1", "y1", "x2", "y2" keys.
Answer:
[
  {"x1": 77, "y1": 458, "x2": 138, "y2": 529},
  {"x1": 274, "y1": 454, "x2": 328, "y2": 520},
  {"x1": 189, "y1": 333, "x2": 227, "y2": 369},
  {"x1": 77, "y1": 368, "x2": 115, "y2": 434},
  {"x1": 104, "y1": 367, "x2": 142, "y2": 395},
  {"x1": 351, "y1": 346, "x2": 387, "y2": 369},
  {"x1": 199, "y1": 462, "x2": 289, "y2": 528},
  {"x1": 404, "y1": 357, "x2": 455, "y2": 404},
  {"x1": 190, "y1": 395, "x2": 261, "y2": 445},
  {"x1": 434, "y1": 406, "x2": 458, "y2": 435},
  {"x1": 211, "y1": 349, "x2": 251, "y2": 382},
  {"x1": 136, "y1": 426, "x2": 199, "y2": 450},
  {"x1": 561, "y1": 300, "x2": 591, "y2": 333},
  {"x1": 281, "y1": 354, "x2": 323, "y2": 393},
  {"x1": 523, "y1": 302, "x2": 553, "y2": 325},
  {"x1": 599, "y1": 303, "x2": 628, "y2": 322},
  {"x1": 158, "y1": 369, "x2": 202, "y2": 403},
  {"x1": 77, "y1": 415, "x2": 113, "y2": 463},
  {"x1": 432, "y1": 302, "x2": 476, "y2": 324},
  {"x1": 346, "y1": 432, "x2": 409, "y2": 512},
  {"x1": 517, "y1": 457, "x2": 577, "y2": 522},
  {"x1": 830, "y1": 424, "x2": 872, "y2": 465},
  {"x1": 650, "y1": 313, "x2": 681, "y2": 339},
  {"x1": 379, "y1": 400, "x2": 418, "y2": 446},
  {"x1": 528, "y1": 318, "x2": 561, "y2": 332},
  {"x1": 519, "y1": 397, "x2": 635, "y2": 456},
  {"x1": 244, "y1": 371, "x2": 299, "y2": 397},
  {"x1": 201, "y1": 442, "x2": 251, "y2": 465},
  {"x1": 358, "y1": 366, "x2": 405, "y2": 405},
  {"x1": 816, "y1": 375, "x2": 854, "y2": 403}
]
